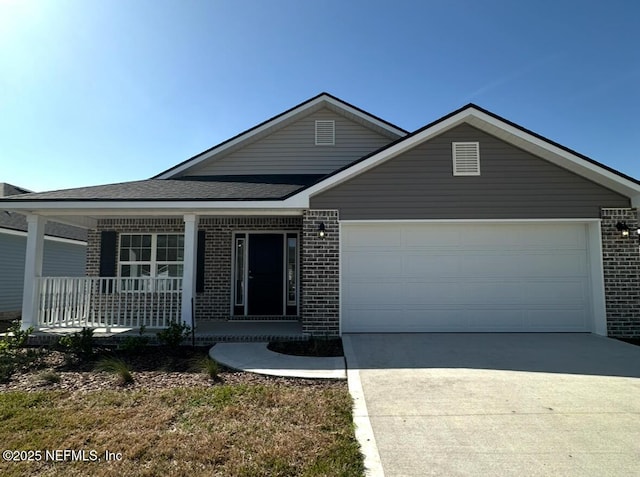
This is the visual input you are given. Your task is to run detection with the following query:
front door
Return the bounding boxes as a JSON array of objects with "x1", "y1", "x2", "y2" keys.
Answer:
[{"x1": 247, "y1": 234, "x2": 284, "y2": 315}]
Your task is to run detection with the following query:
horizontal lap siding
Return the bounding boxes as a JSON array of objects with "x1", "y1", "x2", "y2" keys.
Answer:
[
  {"x1": 0, "y1": 235, "x2": 86, "y2": 312},
  {"x1": 187, "y1": 108, "x2": 395, "y2": 176},
  {"x1": 310, "y1": 124, "x2": 630, "y2": 219},
  {"x1": 0, "y1": 235, "x2": 26, "y2": 312}
]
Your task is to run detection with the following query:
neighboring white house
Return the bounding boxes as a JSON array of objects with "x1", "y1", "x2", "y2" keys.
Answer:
[{"x1": 0, "y1": 183, "x2": 87, "y2": 320}]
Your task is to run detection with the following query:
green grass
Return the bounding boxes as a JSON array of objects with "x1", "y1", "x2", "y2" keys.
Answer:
[{"x1": 0, "y1": 385, "x2": 364, "y2": 477}]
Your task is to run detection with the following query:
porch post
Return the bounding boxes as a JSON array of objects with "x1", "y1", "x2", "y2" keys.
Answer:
[
  {"x1": 21, "y1": 214, "x2": 46, "y2": 331},
  {"x1": 181, "y1": 214, "x2": 198, "y2": 329}
]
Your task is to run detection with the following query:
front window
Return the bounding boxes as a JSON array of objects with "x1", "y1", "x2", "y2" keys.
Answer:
[{"x1": 119, "y1": 234, "x2": 184, "y2": 291}]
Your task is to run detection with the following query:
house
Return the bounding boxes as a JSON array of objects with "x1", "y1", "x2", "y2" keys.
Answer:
[
  {"x1": 1, "y1": 93, "x2": 639, "y2": 337},
  {"x1": 0, "y1": 183, "x2": 87, "y2": 321}
]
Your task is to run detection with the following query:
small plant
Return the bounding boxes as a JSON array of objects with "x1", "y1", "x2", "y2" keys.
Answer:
[
  {"x1": 156, "y1": 321, "x2": 191, "y2": 349},
  {"x1": 190, "y1": 356, "x2": 219, "y2": 380},
  {"x1": 58, "y1": 328, "x2": 95, "y2": 361},
  {"x1": 36, "y1": 371, "x2": 61, "y2": 385},
  {"x1": 118, "y1": 326, "x2": 149, "y2": 354},
  {"x1": 95, "y1": 357, "x2": 134, "y2": 386},
  {"x1": 0, "y1": 320, "x2": 33, "y2": 352}
]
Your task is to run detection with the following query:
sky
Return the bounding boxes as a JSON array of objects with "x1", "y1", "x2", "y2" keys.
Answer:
[{"x1": 1, "y1": 0, "x2": 639, "y2": 192}]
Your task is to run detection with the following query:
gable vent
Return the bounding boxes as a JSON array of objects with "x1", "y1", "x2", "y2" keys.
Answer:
[
  {"x1": 315, "y1": 120, "x2": 335, "y2": 146},
  {"x1": 452, "y1": 142, "x2": 480, "y2": 176}
]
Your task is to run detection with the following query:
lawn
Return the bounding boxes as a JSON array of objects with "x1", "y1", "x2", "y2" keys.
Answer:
[
  {"x1": 0, "y1": 385, "x2": 362, "y2": 477},
  {"x1": 0, "y1": 325, "x2": 364, "y2": 477}
]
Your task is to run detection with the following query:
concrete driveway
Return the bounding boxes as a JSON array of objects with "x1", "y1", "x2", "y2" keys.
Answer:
[{"x1": 343, "y1": 333, "x2": 640, "y2": 477}]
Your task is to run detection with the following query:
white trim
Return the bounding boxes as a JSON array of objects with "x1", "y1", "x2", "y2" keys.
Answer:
[
  {"x1": 21, "y1": 215, "x2": 46, "y2": 331},
  {"x1": 0, "y1": 201, "x2": 304, "y2": 212},
  {"x1": 230, "y1": 231, "x2": 300, "y2": 317},
  {"x1": 452, "y1": 141, "x2": 480, "y2": 176},
  {"x1": 155, "y1": 94, "x2": 406, "y2": 179},
  {"x1": 339, "y1": 218, "x2": 603, "y2": 335},
  {"x1": 339, "y1": 218, "x2": 601, "y2": 224},
  {"x1": 587, "y1": 221, "x2": 607, "y2": 336},
  {"x1": 181, "y1": 214, "x2": 198, "y2": 328},
  {"x1": 0, "y1": 227, "x2": 87, "y2": 245}
]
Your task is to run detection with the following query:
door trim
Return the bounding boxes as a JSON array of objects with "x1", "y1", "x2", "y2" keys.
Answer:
[{"x1": 230, "y1": 231, "x2": 299, "y2": 317}]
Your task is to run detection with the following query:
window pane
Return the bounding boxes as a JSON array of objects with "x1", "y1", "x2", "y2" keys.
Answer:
[
  {"x1": 131, "y1": 235, "x2": 141, "y2": 247},
  {"x1": 142, "y1": 235, "x2": 152, "y2": 247},
  {"x1": 157, "y1": 235, "x2": 166, "y2": 247},
  {"x1": 235, "y1": 237, "x2": 245, "y2": 306},
  {"x1": 168, "y1": 235, "x2": 177, "y2": 247},
  {"x1": 121, "y1": 235, "x2": 130, "y2": 247},
  {"x1": 287, "y1": 237, "x2": 297, "y2": 305},
  {"x1": 156, "y1": 249, "x2": 167, "y2": 261},
  {"x1": 141, "y1": 249, "x2": 152, "y2": 261}
]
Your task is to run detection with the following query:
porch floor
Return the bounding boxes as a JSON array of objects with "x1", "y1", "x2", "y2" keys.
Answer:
[{"x1": 28, "y1": 320, "x2": 307, "y2": 345}]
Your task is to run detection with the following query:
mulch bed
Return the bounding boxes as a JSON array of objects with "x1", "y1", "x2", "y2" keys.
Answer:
[
  {"x1": 0, "y1": 346, "x2": 343, "y2": 395},
  {"x1": 268, "y1": 338, "x2": 344, "y2": 357}
]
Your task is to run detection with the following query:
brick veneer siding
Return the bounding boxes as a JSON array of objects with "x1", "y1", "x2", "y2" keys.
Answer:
[
  {"x1": 196, "y1": 217, "x2": 301, "y2": 320},
  {"x1": 601, "y1": 208, "x2": 640, "y2": 337},
  {"x1": 301, "y1": 210, "x2": 340, "y2": 336},
  {"x1": 86, "y1": 217, "x2": 302, "y2": 322}
]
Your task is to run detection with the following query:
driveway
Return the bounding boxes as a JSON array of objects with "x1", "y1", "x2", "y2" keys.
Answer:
[{"x1": 343, "y1": 333, "x2": 640, "y2": 477}]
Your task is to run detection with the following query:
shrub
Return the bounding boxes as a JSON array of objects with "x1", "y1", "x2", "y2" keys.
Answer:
[
  {"x1": 57, "y1": 328, "x2": 95, "y2": 361},
  {"x1": 118, "y1": 326, "x2": 149, "y2": 354},
  {"x1": 0, "y1": 320, "x2": 33, "y2": 352},
  {"x1": 157, "y1": 321, "x2": 191, "y2": 349},
  {"x1": 95, "y1": 357, "x2": 134, "y2": 386}
]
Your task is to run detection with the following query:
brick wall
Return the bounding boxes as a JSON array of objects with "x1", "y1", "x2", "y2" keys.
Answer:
[
  {"x1": 196, "y1": 217, "x2": 301, "y2": 320},
  {"x1": 301, "y1": 210, "x2": 340, "y2": 336},
  {"x1": 88, "y1": 217, "x2": 302, "y2": 322},
  {"x1": 601, "y1": 208, "x2": 640, "y2": 337}
]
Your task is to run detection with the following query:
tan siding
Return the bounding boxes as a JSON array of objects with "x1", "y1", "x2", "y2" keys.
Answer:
[
  {"x1": 311, "y1": 124, "x2": 631, "y2": 219},
  {"x1": 186, "y1": 108, "x2": 395, "y2": 176}
]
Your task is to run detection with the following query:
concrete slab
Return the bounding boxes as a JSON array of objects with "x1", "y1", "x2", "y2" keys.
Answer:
[
  {"x1": 344, "y1": 334, "x2": 640, "y2": 477},
  {"x1": 210, "y1": 342, "x2": 346, "y2": 379}
]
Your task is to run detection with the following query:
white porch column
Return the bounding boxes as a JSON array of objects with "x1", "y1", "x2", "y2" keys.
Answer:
[
  {"x1": 181, "y1": 214, "x2": 199, "y2": 329},
  {"x1": 21, "y1": 214, "x2": 47, "y2": 330}
]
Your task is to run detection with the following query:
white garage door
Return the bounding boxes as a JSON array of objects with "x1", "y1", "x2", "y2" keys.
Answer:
[{"x1": 341, "y1": 222, "x2": 592, "y2": 333}]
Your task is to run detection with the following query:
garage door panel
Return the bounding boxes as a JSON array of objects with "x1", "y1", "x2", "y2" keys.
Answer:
[
  {"x1": 341, "y1": 222, "x2": 592, "y2": 333},
  {"x1": 525, "y1": 310, "x2": 587, "y2": 330}
]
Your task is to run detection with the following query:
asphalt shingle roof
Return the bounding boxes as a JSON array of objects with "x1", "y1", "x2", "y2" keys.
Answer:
[{"x1": 0, "y1": 175, "x2": 326, "y2": 202}]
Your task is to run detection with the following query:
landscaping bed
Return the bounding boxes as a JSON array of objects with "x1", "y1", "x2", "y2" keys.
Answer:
[
  {"x1": 0, "y1": 325, "x2": 364, "y2": 476},
  {"x1": 268, "y1": 338, "x2": 344, "y2": 357}
]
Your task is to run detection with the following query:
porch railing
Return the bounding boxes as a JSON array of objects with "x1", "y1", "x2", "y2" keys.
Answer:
[{"x1": 36, "y1": 277, "x2": 182, "y2": 329}]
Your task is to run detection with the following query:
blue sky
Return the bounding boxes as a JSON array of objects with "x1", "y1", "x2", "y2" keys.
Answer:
[{"x1": 1, "y1": 0, "x2": 638, "y2": 192}]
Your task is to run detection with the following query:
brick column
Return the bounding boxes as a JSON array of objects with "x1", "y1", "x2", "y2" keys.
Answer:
[
  {"x1": 600, "y1": 208, "x2": 640, "y2": 337},
  {"x1": 301, "y1": 210, "x2": 340, "y2": 336}
]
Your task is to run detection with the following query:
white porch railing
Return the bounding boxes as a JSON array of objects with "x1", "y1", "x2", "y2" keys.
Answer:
[{"x1": 36, "y1": 277, "x2": 182, "y2": 329}]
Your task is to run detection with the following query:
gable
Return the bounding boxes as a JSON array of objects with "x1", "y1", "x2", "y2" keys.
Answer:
[
  {"x1": 310, "y1": 124, "x2": 631, "y2": 219},
  {"x1": 179, "y1": 107, "x2": 398, "y2": 177}
]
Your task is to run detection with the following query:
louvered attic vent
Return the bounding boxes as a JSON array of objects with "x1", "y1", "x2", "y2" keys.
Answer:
[
  {"x1": 452, "y1": 142, "x2": 480, "y2": 176},
  {"x1": 315, "y1": 120, "x2": 335, "y2": 146}
]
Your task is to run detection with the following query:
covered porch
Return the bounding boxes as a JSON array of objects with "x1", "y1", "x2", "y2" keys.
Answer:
[{"x1": 18, "y1": 209, "x2": 312, "y2": 339}]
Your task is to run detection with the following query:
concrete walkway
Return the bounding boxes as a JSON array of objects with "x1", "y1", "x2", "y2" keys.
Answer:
[
  {"x1": 344, "y1": 333, "x2": 640, "y2": 477},
  {"x1": 210, "y1": 342, "x2": 347, "y2": 379}
]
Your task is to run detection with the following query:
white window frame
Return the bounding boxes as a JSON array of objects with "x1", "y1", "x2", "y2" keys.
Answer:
[
  {"x1": 118, "y1": 233, "x2": 184, "y2": 292},
  {"x1": 452, "y1": 141, "x2": 480, "y2": 176}
]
